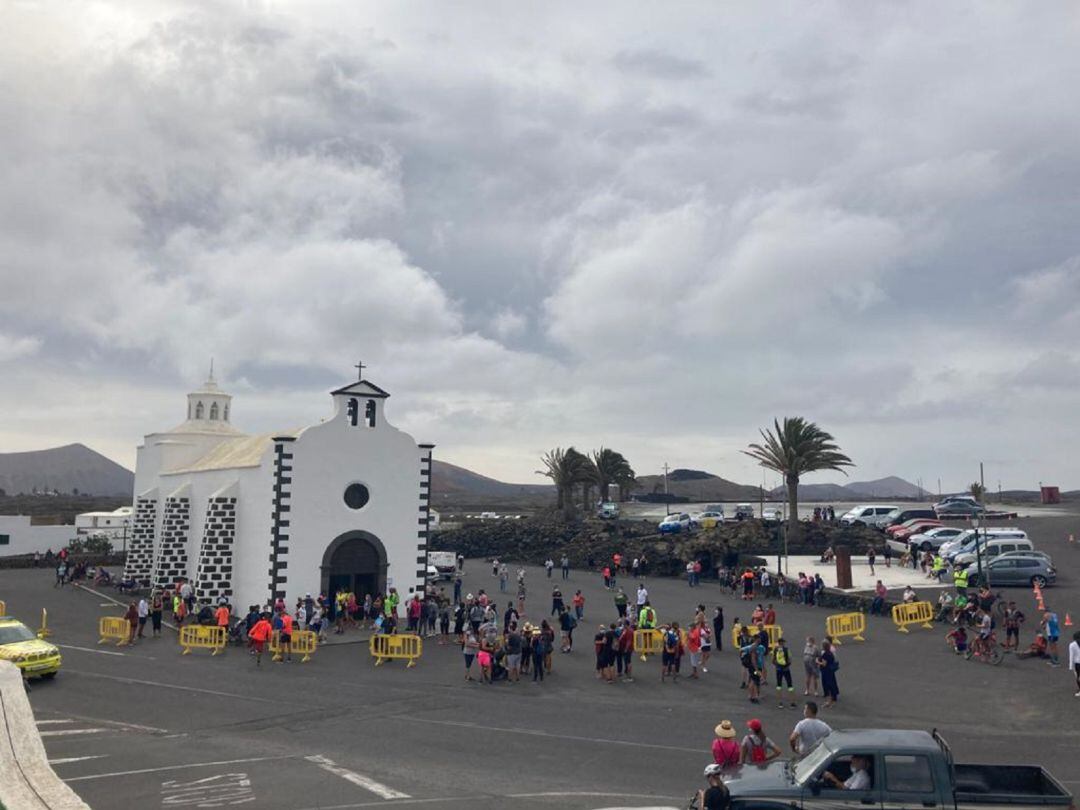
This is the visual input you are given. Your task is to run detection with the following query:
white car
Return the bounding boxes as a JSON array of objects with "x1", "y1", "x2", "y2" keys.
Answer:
[
  {"x1": 762, "y1": 508, "x2": 783, "y2": 524},
  {"x1": 891, "y1": 526, "x2": 965, "y2": 554},
  {"x1": 839, "y1": 504, "x2": 899, "y2": 529},
  {"x1": 941, "y1": 528, "x2": 1027, "y2": 561},
  {"x1": 691, "y1": 511, "x2": 725, "y2": 529}
]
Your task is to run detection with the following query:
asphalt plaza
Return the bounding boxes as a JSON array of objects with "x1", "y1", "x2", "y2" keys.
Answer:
[{"x1": 2, "y1": 514, "x2": 1079, "y2": 809}]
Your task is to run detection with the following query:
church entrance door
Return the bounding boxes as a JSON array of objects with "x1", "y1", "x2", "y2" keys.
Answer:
[{"x1": 320, "y1": 531, "x2": 388, "y2": 614}]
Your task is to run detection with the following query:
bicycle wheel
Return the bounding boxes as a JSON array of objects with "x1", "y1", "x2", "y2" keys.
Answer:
[{"x1": 988, "y1": 646, "x2": 1004, "y2": 665}]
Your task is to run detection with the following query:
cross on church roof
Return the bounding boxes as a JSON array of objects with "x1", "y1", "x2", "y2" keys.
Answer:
[{"x1": 354, "y1": 361, "x2": 367, "y2": 381}]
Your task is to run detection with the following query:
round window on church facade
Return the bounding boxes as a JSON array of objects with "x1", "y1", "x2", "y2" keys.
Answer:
[{"x1": 343, "y1": 483, "x2": 370, "y2": 510}]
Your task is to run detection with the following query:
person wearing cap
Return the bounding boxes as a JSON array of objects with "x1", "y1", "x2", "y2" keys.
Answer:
[
  {"x1": 697, "y1": 764, "x2": 733, "y2": 810},
  {"x1": 740, "y1": 719, "x2": 781, "y2": 764},
  {"x1": 711, "y1": 720, "x2": 740, "y2": 769}
]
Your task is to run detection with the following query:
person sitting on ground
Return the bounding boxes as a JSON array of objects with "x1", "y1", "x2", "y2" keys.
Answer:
[
  {"x1": 823, "y1": 754, "x2": 872, "y2": 789},
  {"x1": 820, "y1": 546, "x2": 835, "y2": 563},
  {"x1": 902, "y1": 585, "x2": 917, "y2": 604},
  {"x1": 1017, "y1": 633, "x2": 1049, "y2": 660},
  {"x1": 95, "y1": 567, "x2": 112, "y2": 585},
  {"x1": 945, "y1": 626, "x2": 968, "y2": 655},
  {"x1": 935, "y1": 591, "x2": 954, "y2": 622},
  {"x1": 950, "y1": 594, "x2": 969, "y2": 624}
]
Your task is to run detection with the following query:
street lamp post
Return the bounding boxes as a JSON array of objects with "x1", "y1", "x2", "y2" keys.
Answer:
[{"x1": 971, "y1": 517, "x2": 990, "y2": 588}]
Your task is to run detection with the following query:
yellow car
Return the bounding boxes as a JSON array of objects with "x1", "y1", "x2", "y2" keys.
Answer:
[{"x1": 0, "y1": 617, "x2": 61, "y2": 679}]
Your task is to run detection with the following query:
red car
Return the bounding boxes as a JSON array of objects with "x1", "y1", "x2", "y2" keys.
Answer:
[{"x1": 888, "y1": 518, "x2": 942, "y2": 540}]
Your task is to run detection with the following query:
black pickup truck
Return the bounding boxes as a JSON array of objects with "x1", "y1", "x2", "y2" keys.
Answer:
[{"x1": 724, "y1": 729, "x2": 1072, "y2": 810}]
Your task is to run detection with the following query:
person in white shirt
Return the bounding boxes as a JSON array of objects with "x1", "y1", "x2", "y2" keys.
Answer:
[
  {"x1": 1068, "y1": 632, "x2": 1080, "y2": 697},
  {"x1": 789, "y1": 701, "x2": 832, "y2": 756},
  {"x1": 136, "y1": 597, "x2": 149, "y2": 639},
  {"x1": 636, "y1": 585, "x2": 649, "y2": 607},
  {"x1": 824, "y1": 755, "x2": 872, "y2": 790},
  {"x1": 902, "y1": 585, "x2": 917, "y2": 604}
]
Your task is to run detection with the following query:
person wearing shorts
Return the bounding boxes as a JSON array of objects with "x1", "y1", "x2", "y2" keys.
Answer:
[
  {"x1": 505, "y1": 626, "x2": 523, "y2": 683},
  {"x1": 462, "y1": 629, "x2": 479, "y2": 680},
  {"x1": 248, "y1": 614, "x2": 272, "y2": 666}
]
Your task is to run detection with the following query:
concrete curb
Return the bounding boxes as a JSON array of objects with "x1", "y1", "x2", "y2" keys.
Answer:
[{"x1": 0, "y1": 661, "x2": 90, "y2": 809}]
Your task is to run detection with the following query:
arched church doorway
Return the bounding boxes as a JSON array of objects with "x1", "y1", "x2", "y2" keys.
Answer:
[{"x1": 320, "y1": 531, "x2": 388, "y2": 604}]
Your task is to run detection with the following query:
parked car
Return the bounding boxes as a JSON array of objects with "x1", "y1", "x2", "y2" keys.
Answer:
[
  {"x1": 733, "y1": 504, "x2": 755, "y2": 521},
  {"x1": 597, "y1": 502, "x2": 620, "y2": 520},
  {"x1": 935, "y1": 494, "x2": 980, "y2": 509},
  {"x1": 884, "y1": 507, "x2": 939, "y2": 528},
  {"x1": 952, "y1": 536, "x2": 1035, "y2": 568},
  {"x1": 967, "y1": 555, "x2": 1056, "y2": 588},
  {"x1": 892, "y1": 525, "x2": 965, "y2": 554},
  {"x1": 997, "y1": 549, "x2": 1053, "y2": 565},
  {"x1": 762, "y1": 507, "x2": 783, "y2": 525},
  {"x1": 839, "y1": 504, "x2": 898, "y2": 529},
  {"x1": 886, "y1": 518, "x2": 942, "y2": 538},
  {"x1": 658, "y1": 513, "x2": 691, "y2": 534},
  {"x1": 0, "y1": 617, "x2": 61, "y2": 679},
  {"x1": 936, "y1": 500, "x2": 986, "y2": 518},
  {"x1": 722, "y1": 728, "x2": 1072, "y2": 809},
  {"x1": 941, "y1": 529, "x2": 1028, "y2": 562},
  {"x1": 692, "y1": 510, "x2": 724, "y2": 529}
]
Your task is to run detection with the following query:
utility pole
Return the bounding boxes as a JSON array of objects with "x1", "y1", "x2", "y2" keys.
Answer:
[
  {"x1": 938, "y1": 478, "x2": 942, "y2": 498},
  {"x1": 980, "y1": 462, "x2": 985, "y2": 491},
  {"x1": 663, "y1": 463, "x2": 670, "y2": 516}
]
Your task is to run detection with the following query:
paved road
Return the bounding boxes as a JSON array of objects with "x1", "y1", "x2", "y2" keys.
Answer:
[{"x1": 1, "y1": 515, "x2": 1078, "y2": 809}]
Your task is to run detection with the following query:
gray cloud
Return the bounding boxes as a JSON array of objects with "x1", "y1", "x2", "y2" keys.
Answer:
[{"x1": 1, "y1": 2, "x2": 1079, "y2": 490}]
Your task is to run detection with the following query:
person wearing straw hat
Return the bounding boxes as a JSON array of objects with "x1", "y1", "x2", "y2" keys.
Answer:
[{"x1": 711, "y1": 720, "x2": 740, "y2": 769}]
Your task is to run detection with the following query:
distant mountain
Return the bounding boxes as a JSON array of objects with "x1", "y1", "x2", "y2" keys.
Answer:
[
  {"x1": 768, "y1": 475, "x2": 929, "y2": 501},
  {"x1": 632, "y1": 469, "x2": 761, "y2": 502},
  {"x1": 0, "y1": 444, "x2": 134, "y2": 497},
  {"x1": 430, "y1": 460, "x2": 553, "y2": 500},
  {"x1": 846, "y1": 477, "x2": 930, "y2": 499}
]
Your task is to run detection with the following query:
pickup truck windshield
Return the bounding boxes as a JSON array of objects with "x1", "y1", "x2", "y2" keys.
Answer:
[{"x1": 792, "y1": 744, "x2": 833, "y2": 783}]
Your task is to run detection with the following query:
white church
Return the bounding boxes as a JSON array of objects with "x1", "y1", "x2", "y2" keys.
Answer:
[{"x1": 124, "y1": 367, "x2": 434, "y2": 610}]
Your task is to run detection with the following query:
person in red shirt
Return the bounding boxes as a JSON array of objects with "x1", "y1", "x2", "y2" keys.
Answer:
[
  {"x1": 764, "y1": 604, "x2": 777, "y2": 626},
  {"x1": 278, "y1": 610, "x2": 294, "y2": 662},
  {"x1": 215, "y1": 604, "x2": 230, "y2": 628},
  {"x1": 248, "y1": 614, "x2": 272, "y2": 666}
]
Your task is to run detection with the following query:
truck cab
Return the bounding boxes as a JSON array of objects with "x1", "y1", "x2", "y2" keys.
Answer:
[{"x1": 725, "y1": 730, "x2": 1071, "y2": 810}]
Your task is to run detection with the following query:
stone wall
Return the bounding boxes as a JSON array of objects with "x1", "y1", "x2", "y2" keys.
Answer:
[{"x1": 194, "y1": 495, "x2": 237, "y2": 604}]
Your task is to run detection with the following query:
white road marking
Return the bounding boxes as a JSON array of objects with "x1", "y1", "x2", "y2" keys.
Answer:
[
  {"x1": 64, "y1": 755, "x2": 294, "y2": 783},
  {"x1": 65, "y1": 669, "x2": 286, "y2": 705},
  {"x1": 162, "y1": 772, "x2": 256, "y2": 807},
  {"x1": 36, "y1": 719, "x2": 76, "y2": 725},
  {"x1": 395, "y1": 715, "x2": 701, "y2": 754},
  {"x1": 49, "y1": 755, "x2": 109, "y2": 765},
  {"x1": 58, "y1": 644, "x2": 126, "y2": 657},
  {"x1": 40, "y1": 728, "x2": 108, "y2": 737},
  {"x1": 305, "y1": 755, "x2": 410, "y2": 800}
]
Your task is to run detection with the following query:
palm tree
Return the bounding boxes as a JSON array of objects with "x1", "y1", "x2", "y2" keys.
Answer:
[
  {"x1": 743, "y1": 417, "x2": 854, "y2": 539},
  {"x1": 537, "y1": 447, "x2": 593, "y2": 519},
  {"x1": 591, "y1": 448, "x2": 636, "y2": 503}
]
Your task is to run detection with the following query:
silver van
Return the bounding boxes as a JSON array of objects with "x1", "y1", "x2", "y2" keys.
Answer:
[
  {"x1": 952, "y1": 536, "x2": 1033, "y2": 568},
  {"x1": 839, "y1": 504, "x2": 898, "y2": 529}
]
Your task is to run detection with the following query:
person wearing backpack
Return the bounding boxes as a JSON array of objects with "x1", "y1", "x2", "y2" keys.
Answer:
[
  {"x1": 711, "y1": 720, "x2": 741, "y2": 769},
  {"x1": 739, "y1": 718, "x2": 781, "y2": 764}
]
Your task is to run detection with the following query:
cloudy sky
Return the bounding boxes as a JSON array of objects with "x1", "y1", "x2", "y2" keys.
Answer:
[{"x1": 3, "y1": 1, "x2": 1080, "y2": 491}]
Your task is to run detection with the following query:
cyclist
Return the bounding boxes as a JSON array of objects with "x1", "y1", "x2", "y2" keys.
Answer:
[
  {"x1": 695, "y1": 764, "x2": 732, "y2": 810},
  {"x1": 970, "y1": 609, "x2": 994, "y2": 657}
]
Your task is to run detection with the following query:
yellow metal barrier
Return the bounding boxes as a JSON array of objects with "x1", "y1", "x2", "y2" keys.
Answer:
[
  {"x1": 825, "y1": 612, "x2": 866, "y2": 644},
  {"x1": 37, "y1": 608, "x2": 51, "y2": 639},
  {"x1": 634, "y1": 628, "x2": 662, "y2": 661},
  {"x1": 98, "y1": 616, "x2": 130, "y2": 646},
  {"x1": 270, "y1": 629, "x2": 318, "y2": 663},
  {"x1": 734, "y1": 623, "x2": 782, "y2": 648},
  {"x1": 891, "y1": 601, "x2": 934, "y2": 633},
  {"x1": 179, "y1": 624, "x2": 227, "y2": 655},
  {"x1": 369, "y1": 633, "x2": 422, "y2": 667}
]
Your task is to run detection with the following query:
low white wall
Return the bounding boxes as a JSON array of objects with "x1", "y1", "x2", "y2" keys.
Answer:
[
  {"x1": 0, "y1": 516, "x2": 74, "y2": 557},
  {"x1": 0, "y1": 660, "x2": 90, "y2": 809}
]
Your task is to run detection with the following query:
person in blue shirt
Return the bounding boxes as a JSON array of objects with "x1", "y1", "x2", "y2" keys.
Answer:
[{"x1": 1043, "y1": 611, "x2": 1061, "y2": 666}]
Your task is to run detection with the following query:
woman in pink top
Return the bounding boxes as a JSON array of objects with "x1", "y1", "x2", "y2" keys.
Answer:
[{"x1": 711, "y1": 720, "x2": 740, "y2": 768}]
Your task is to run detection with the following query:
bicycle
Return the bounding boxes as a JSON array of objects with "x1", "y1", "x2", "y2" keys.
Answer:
[{"x1": 965, "y1": 631, "x2": 1004, "y2": 665}]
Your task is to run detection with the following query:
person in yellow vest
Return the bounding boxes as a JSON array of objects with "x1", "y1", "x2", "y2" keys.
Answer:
[
  {"x1": 772, "y1": 637, "x2": 796, "y2": 708},
  {"x1": 638, "y1": 602, "x2": 656, "y2": 629},
  {"x1": 953, "y1": 565, "x2": 969, "y2": 598},
  {"x1": 931, "y1": 554, "x2": 945, "y2": 583}
]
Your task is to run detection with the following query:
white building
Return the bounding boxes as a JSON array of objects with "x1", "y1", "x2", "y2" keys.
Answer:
[
  {"x1": 124, "y1": 369, "x2": 434, "y2": 609},
  {"x1": 75, "y1": 506, "x2": 133, "y2": 538},
  {"x1": 0, "y1": 516, "x2": 73, "y2": 557}
]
